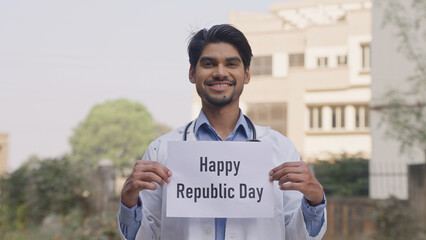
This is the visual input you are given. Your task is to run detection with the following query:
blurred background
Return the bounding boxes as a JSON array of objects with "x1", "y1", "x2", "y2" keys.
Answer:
[{"x1": 0, "y1": 0, "x2": 425, "y2": 239}]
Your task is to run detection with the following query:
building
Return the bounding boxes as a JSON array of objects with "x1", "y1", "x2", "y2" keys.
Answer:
[
  {"x1": 0, "y1": 132, "x2": 8, "y2": 175},
  {"x1": 191, "y1": 0, "x2": 372, "y2": 161},
  {"x1": 370, "y1": 0, "x2": 426, "y2": 200}
]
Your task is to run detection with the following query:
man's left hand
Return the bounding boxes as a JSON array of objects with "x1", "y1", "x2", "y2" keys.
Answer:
[{"x1": 269, "y1": 161, "x2": 324, "y2": 206}]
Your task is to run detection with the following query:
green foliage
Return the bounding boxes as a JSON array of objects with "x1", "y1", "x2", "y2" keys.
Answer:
[
  {"x1": 373, "y1": 196, "x2": 425, "y2": 240},
  {"x1": 0, "y1": 209, "x2": 119, "y2": 240},
  {"x1": 0, "y1": 155, "x2": 90, "y2": 230},
  {"x1": 313, "y1": 154, "x2": 369, "y2": 197},
  {"x1": 69, "y1": 99, "x2": 157, "y2": 170},
  {"x1": 1, "y1": 99, "x2": 172, "y2": 238},
  {"x1": 0, "y1": 163, "x2": 30, "y2": 230},
  {"x1": 1, "y1": 99, "x2": 171, "y2": 238}
]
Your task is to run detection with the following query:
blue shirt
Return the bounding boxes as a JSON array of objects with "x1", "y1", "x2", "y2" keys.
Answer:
[{"x1": 119, "y1": 110, "x2": 326, "y2": 239}]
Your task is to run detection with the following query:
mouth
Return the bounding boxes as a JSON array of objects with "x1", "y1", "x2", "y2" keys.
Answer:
[
  {"x1": 207, "y1": 82, "x2": 233, "y2": 87},
  {"x1": 205, "y1": 81, "x2": 234, "y2": 92},
  {"x1": 205, "y1": 79, "x2": 236, "y2": 87}
]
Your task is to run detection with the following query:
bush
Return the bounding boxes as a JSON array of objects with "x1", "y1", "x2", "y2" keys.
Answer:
[
  {"x1": 0, "y1": 155, "x2": 91, "y2": 230},
  {"x1": 373, "y1": 196, "x2": 425, "y2": 240},
  {"x1": 313, "y1": 153, "x2": 369, "y2": 197}
]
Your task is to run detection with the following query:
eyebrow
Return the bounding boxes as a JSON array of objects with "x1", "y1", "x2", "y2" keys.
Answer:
[
  {"x1": 199, "y1": 56, "x2": 215, "y2": 62},
  {"x1": 199, "y1": 56, "x2": 242, "y2": 62},
  {"x1": 226, "y1": 57, "x2": 242, "y2": 62}
]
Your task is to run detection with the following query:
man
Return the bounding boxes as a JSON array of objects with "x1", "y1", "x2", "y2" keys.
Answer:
[{"x1": 119, "y1": 24, "x2": 327, "y2": 240}]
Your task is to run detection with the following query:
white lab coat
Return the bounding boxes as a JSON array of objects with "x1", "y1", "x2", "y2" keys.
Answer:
[{"x1": 119, "y1": 122, "x2": 327, "y2": 240}]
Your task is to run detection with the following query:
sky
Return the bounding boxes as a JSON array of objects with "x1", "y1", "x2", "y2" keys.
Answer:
[{"x1": 0, "y1": 0, "x2": 285, "y2": 171}]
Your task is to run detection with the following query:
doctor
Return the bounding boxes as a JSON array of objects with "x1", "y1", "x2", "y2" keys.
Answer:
[{"x1": 118, "y1": 24, "x2": 327, "y2": 240}]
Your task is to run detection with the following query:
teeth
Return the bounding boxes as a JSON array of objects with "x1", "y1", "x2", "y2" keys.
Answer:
[{"x1": 214, "y1": 84, "x2": 229, "y2": 86}]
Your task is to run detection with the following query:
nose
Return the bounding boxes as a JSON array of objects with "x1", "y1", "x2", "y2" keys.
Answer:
[{"x1": 212, "y1": 64, "x2": 228, "y2": 79}]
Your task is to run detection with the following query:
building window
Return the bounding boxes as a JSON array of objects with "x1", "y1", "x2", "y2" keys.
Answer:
[
  {"x1": 355, "y1": 105, "x2": 369, "y2": 128},
  {"x1": 308, "y1": 106, "x2": 322, "y2": 129},
  {"x1": 337, "y1": 55, "x2": 347, "y2": 66},
  {"x1": 361, "y1": 43, "x2": 371, "y2": 71},
  {"x1": 251, "y1": 56, "x2": 272, "y2": 76},
  {"x1": 317, "y1": 57, "x2": 328, "y2": 67},
  {"x1": 289, "y1": 53, "x2": 304, "y2": 67},
  {"x1": 307, "y1": 104, "x2": 370, "y2": 132},
  {"x1": 331, "y1": 106, "x2": 345, "y2": 129},
  {"x1": 246, "y1": 102, "x2": 287, "y2": 135}
]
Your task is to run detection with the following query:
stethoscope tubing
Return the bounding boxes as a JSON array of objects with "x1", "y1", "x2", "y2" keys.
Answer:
[{"x1": 183, "y1": 115, "x2": 260, "y2": 142}]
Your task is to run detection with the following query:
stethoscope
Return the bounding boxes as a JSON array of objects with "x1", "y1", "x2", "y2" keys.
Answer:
[{"x1": 183, "y1": 115, "x2": 260, "y2": 142}]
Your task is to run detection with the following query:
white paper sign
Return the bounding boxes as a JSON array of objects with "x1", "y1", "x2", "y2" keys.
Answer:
[{"x1": 166, "y1": 141, "x2": 274, "y2": 218}]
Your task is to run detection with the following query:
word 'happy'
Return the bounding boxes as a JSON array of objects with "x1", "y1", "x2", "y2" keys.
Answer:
[{"x1": 199, "y1": 157, "x2": 240, "y2": 176}]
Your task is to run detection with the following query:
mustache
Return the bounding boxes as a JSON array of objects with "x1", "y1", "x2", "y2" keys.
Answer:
[{"x1": 204, "y1": 78, "x2": 236, "y2": 85}]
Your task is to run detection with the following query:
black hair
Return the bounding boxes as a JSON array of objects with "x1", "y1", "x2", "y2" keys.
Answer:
[{"x1": 188, "y1": 24, "x2": 253, "y2": 70}]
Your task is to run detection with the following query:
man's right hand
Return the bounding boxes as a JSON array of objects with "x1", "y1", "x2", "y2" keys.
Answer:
[{"x1": 121, "y1": 160, "x2": 172, "y2": 208}]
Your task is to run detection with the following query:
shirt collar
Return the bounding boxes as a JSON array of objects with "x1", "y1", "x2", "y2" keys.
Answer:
[{"x1": 194, "y1": 109, "x2": 250, "y2": 141}]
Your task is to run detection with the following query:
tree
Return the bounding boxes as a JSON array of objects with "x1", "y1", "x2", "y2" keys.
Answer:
[
  {"x1": 313, "y1": 154, "x2": 369, "y2": 197},
  {"x1": 374, "y1": 0, "x2": 426, "y2": 159},
  {"x1": 0, "y1": 155, "x2": 90, "y2": 229},
  {"x1": 69, "y1": 99, "x2": 157, "y2": 170}
]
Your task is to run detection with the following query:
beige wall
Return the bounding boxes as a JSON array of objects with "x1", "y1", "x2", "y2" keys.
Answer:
[
  {"x1": 0, "y1": 133, "x2": 8, "y2": 175},
  {"x1": 370, "y1": 0, "x2": 425, "y2": 199},
  {"x1": 229, "y1": 0, "x2": 372, "y2": 162}
]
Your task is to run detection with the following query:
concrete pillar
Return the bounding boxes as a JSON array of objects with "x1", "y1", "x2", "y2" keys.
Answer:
[
  {"x1": 322, "y1": 106, "x2": 332, "y2": 131},
  {"x1": 272, "y1": 52, "x2": 289, "y2": 78},
  {"x1": 345, "y1": 105, "x2": 356, "y2": 131},
  {"x1": 92, "y1": 159, "x2": 116, "y2": 214},
  {"x1": 408, "y1": 163, "x2": 426, "y2": 227},
  {"x1": 305, "y1": 107, "x2": 310, "y2": 131},
  {"x1": 336, "y1": 107, "x2": 342, "y2": 128},
  {"x1": 359, "y1": 106, "x2": 365, "y2": 128},
  {"x1": 312, "y1": 107, "x2": 319, "y2": 129}
]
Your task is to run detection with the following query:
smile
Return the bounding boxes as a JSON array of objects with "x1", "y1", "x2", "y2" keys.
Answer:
[
  {"x1": 208, "y1": 83, "x2": 232, "y2": 87},
  {"x1": 206, "y1": 82, "x2": 234, "y2": 92}
]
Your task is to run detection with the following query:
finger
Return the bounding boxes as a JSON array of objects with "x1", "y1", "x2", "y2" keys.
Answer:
[
  {"x1": 135, "y1": 161, "x2": 172, "y2": 183},
  {"x1": 140, "y1": 165, "x2": 171, "y2": 184},
  {"x1": 137, "y1": 181, "x2": 159, "y2": 191},
  {"x1": 122, "y1": 174, "x2": 159, "y2": 195},
  {"x1": 269, "y1": 161, "x2": 304, "y2": 175},
  {"x1": 136, "y1": 172, "x2": 167, "y2": 187},
  {"x1": 278, "y1": 173, "x2": 307, "y2": 185},
  {"x1": 269, "y1": 166, "x2": 304, "y2": 181}
]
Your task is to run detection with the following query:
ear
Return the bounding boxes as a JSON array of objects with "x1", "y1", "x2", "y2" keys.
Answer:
[
  {"x1": 244, "y1": 66, "x2": 250, "y2": 84},
  {"x1": 189, "y1": 66, "x2": 196, "y2": 84}
]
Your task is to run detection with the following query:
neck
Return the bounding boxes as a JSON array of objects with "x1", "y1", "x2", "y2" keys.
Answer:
[{"x1": 202, "y1": 101, "x2": 240, "y2": 140}]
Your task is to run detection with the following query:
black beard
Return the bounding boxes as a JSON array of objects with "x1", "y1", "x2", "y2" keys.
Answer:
[
  {"x1": 205, "y1": 94, "x2": 233, "y2": 107},
  {"x1": 201, "y1": 78, "x2": 238, "y2": 107}
]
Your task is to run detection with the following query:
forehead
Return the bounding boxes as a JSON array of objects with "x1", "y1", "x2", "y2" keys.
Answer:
[{"x1": 199, "y1": 42, "x2": 241, "y2": 60}]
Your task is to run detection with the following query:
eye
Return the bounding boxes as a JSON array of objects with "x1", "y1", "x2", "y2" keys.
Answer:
[
  {"x1": 201, "y1": 61, "x2": 214, "y2": 67},
  {"x1": 227, "y1": 61, "x2": 239, "y2": 68}
]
